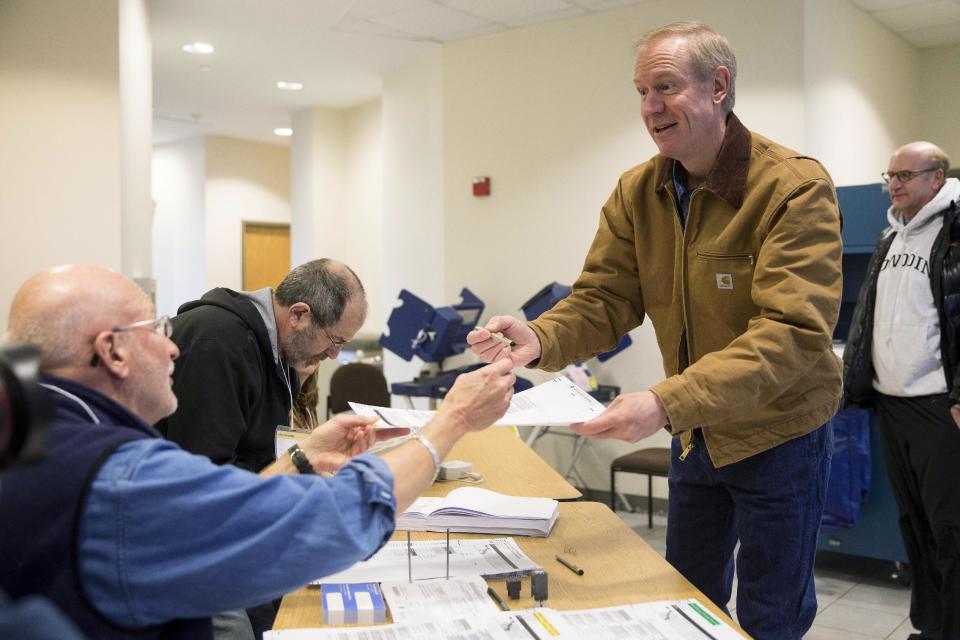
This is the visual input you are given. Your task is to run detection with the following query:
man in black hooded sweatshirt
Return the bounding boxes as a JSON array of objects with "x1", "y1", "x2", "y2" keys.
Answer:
[{"x1": 159, "y1": 258, "x2": 365, "y2": 472}]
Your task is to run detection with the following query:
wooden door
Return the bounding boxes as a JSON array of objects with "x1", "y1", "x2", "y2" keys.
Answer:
[{"x1": 242, "y1": 222, "x2": 290, "y2": 291}]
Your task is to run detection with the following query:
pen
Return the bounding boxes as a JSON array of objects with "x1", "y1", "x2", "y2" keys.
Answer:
[
  {"x1": 485, "y1": 330, "x2": 516, "y2": 347},
  {"x1": 487, "y1": 586, "x2": 510, "y2": 611},
  {"x1": 555, "y1": 553, "x2": 584, "y2": 576}
]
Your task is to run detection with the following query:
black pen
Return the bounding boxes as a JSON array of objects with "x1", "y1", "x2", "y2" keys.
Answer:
[
  {"x1": 555, "y1": 553, "x2": 584, "y2": 576},
  {"x1": 487, "y1": 586, "x2": 510, "y2": 611}
]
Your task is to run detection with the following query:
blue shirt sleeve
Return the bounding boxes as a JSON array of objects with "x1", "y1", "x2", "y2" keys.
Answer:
[{"x1": 78, "y1": 439, "x2": 396, "y2": 627}]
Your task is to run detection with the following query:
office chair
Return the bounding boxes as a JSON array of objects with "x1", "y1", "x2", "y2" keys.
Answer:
[
  {"x1": 326, "y1": 363, "x2": 390, "y2": 418},
  {"x1": 610, "y1": 447, "x2": 671, "y2": 529}
]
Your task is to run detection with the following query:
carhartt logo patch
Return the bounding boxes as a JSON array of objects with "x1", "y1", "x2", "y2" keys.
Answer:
[{"x1": 716, "y1": 273, "x2": 733, "y2": 289}]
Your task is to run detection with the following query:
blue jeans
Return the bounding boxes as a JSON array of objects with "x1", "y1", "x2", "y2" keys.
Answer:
[{"x1": 666, "y1": 425, "x2": 833, "y2": 640}]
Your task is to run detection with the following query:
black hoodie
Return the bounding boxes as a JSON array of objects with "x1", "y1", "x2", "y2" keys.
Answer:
[{"x1": 157, "y1": 288, "x2": 296, "y2": 472}]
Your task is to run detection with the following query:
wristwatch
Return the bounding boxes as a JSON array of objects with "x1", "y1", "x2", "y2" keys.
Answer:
[{"x1": 287, "y1": 443, "x2": 315, "y2": 475}]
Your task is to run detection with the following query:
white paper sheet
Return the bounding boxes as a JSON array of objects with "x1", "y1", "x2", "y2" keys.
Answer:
[
  {"x1": 380, "y1": 575, "x2": 501, "y2": 623},
  {"x1": 311, "y1": 538, "x2": 538, "y2": 585},
  {"x1": 351, "y1": 375, "x2": 607, "y2": 429}
]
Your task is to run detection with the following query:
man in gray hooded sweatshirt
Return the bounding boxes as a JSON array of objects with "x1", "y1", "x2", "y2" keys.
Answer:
[{"x1": 844, "y1": 141, "x2": 960, "y2": 640}]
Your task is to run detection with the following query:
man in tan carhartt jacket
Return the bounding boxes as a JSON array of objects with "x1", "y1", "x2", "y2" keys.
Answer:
[{"x1": 468, "y1": 22, "x2": 842, "y2": 640}]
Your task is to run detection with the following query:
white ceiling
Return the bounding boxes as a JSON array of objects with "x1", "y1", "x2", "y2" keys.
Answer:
[
  {"x1": 848, "y1": 0, "x2": 960, "y2": 47},
  {"x1": 152, "y1": 0, "x2": 960, "y2": 146}
]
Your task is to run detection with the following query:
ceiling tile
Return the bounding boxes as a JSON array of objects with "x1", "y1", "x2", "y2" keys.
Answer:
[
  {"x1": 899, "y1": 21, "x2": 960, "y2": 46},
  {"x1": 442, "y1": 0, "x2": 573, "y2": 23},
  {"x1": 373, "y1": 3, "x2": 491, "y2": 38},
  {"x1": 334, "y1": 15, "x2": 422, "y2": 40},
  {"x1": 871, "y1": 0, "x2": 960, "y2": 33},
  {"x1": 570, "y1": 0, "x2": 647, "y2": 10},
  {"x1": 504, "y1": 6, "x2": 588, "y2": 28},
  {"x1": 346, "y1": 0, "x2": 435, "y2": 20},
  {"x1": 848, "y1": 0, "x2": 933, "y2": 11}
]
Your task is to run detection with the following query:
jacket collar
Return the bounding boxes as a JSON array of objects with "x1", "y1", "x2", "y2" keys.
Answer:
[
  {"x1": 655, "y1": 112, "x2": 752, "y2": 210},
  {"x1": 39, "y1": 373, "x2": 159, "y2": 437}
]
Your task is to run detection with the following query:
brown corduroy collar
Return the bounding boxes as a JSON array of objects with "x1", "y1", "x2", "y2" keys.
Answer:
[{"x1": 654, "y1": 112, "x2": 752, "y2": 210}]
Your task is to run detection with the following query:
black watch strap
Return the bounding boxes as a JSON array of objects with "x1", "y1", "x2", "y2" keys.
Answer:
[{"x1": 287, "y1": 443, "x2": 315, "y2": 475}]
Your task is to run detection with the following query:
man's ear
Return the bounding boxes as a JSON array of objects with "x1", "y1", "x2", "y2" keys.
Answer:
[
  {"x1": 92, "y1": 331, "x2": 131, "y2": 380},
  {"x1": 712, "y1": 66, "x2": 731, "y2": 106},
  {"x1": 287, "y1": 302, "x2": 312, "y2": 328}
]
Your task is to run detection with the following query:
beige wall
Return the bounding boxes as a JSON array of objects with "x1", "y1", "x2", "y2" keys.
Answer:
[
  {"x1": 205, "y1": 136, "x2": 291, "y2": 291},
  {"x1": 920, "y1": 44, "x2": 960, "y2": 162},
  {"x1": 805, "y1": 0, "x2": 921, "y2": 185},
  {"x1": 0, "y1": 0, "x2": 122, "y2": 333},
  {"x1": 152, "y1": 138, "x2": 207, "y2": 317},
  {"x1": 381, "y1": 48, "x2": 445, "y2": 390}
]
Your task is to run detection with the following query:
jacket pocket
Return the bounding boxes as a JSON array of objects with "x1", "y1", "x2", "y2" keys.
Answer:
[{"x1": 688, "y1": 251, "x2": 756, "y2": 357}]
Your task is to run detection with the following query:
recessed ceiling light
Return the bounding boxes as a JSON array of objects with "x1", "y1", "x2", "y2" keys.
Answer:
[
  {"x1": 274, "y1": 128, "x2": 293, "y2": 137},
  {"x1": 277, "y1": 81, "x2": 304, "y2": 91},
  {"x1": 182, "y1": 42, "x2": 214, "y2": 55}
]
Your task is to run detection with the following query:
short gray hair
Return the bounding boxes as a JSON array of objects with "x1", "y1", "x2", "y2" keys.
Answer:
[
  {"x1": 636, "y1": 21, "x2": 738, "y2": 113},
  {"x1": 928, "y1": 147, "x2": 951, "y2": 175},
  {"x1": 275, "y1": 259, "x2": 365, "y2": 328},
  {"x1": 7, "y1": 305, "x2": 88, "y2": 370}
]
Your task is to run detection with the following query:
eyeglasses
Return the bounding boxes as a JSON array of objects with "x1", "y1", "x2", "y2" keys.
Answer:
[
  {"x1": 881, "y1": 168, "x2": 939, "y2": 184},
  {"x1": 319, "y1": 325, "x2": 347, "y2": 348},
  {"x1": 89, "y1": 316, "x2": 173, "y2": 367}
]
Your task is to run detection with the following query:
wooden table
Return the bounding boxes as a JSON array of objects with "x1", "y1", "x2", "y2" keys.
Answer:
[
  {"x1": 420, "y1": 426, "x2": 581, "y2": 500},
  {"x1": 274, "y1": 502, "x2": 748, "y2": 637}
]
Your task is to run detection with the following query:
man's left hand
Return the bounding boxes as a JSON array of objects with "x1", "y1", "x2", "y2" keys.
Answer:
[
  {"x1": 570, "y1": 390, "x2": 668, "y2": 442},
  {"x1": 302, "y1": 414, "x2": 410, "y2": 470},
  {"x1": 951, "y1": 404, "x2": 960, "y2": 429}
]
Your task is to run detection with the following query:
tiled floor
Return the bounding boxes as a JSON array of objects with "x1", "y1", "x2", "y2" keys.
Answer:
[{"x1": 617, "y1": 510, "x2": 919, "y2": 640}]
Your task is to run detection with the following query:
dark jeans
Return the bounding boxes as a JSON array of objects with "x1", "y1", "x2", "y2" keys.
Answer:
[
  {"x1": 666, "y1": 425, "x2": 832, "y2": 640},
  {"x1": 875, "y1": 393, "x2": 960, "y2": 640}
]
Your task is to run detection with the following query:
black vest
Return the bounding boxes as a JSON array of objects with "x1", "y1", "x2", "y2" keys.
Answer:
[{"x1": 0, "y1": 376, "x2": 211, "y2": 639}]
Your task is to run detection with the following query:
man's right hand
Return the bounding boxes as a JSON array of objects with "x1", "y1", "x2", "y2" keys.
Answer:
[
  {"x1": 467, "y1": 315, "x2": 541, "y2": 368},
  {"x1": 437, "y1": 358, "x2": 516, "y2": 433}
]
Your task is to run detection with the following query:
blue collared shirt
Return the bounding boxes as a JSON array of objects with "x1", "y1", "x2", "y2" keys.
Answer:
[
  {"x1": 672, "y1": 160, "x2": 693, "y2": 228},
  {"x1": 79, "y1": 440, "x2": 396, "y2": 627}
]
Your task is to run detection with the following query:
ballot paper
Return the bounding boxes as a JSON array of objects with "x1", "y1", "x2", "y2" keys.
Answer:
[
  {"x1": 380, "y1": 575, "x2": 501, "y2": 623},
  {"x1": 351, "y1": 375, "x2": 607, "y2": 429},
  {"x1": 264, "y1": 599, "x2": 744, "y2": 640},
  {"x1": 311, "y1": 538, "x2": 538, "y2": 585}
]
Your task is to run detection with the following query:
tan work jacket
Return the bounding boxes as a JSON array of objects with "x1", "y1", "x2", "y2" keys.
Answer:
[{"x1": 529, "y1": 114, "x2": 843, "y2": 467}]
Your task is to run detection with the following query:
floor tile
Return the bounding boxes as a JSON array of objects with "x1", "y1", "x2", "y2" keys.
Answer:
[
  {"x1": 813, "y1": 602, "x2": 907, "y2": 638},
  {"x1": 837, "y1": 580, "x2": 910, "y2": 615},
  {"x1": 887, "y1": 617, "x2": 921, "y2": 640},
  {"x1": 815, "y1": 574, "x2": 857, "y2": 611},
  {"x1": 804, "y1": 623, "x2": 884, "y2": 639}
]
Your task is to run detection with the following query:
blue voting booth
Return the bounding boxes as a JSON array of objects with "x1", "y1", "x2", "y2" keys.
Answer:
[{"x1": 380, "y1": 288, "x2": 532, "y2": 400}]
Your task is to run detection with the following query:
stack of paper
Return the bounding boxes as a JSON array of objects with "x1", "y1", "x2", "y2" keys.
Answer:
[{"x1": 398, "y1": 487, "x2": 559, "y2": 537}]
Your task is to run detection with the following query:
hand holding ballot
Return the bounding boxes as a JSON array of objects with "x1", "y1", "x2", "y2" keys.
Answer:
[
  {"x1": 467, "y1": 315, "x2": 541, "y2": 368},
  {"x1": 432, "y1": 358, "x2": 516, "y2": 434},
  {"x1": 301, "y1": 414, "x2": 411, "y2": 472},
  {"x1": 570, "y1": 389, "x2": 669, "y2": 443}
]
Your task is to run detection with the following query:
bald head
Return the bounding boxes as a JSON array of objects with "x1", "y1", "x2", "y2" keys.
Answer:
[
  {"x1": 8, "y1": 265, "x2": 152, "y2": 371},
  {"x1": 887, "y1": 141, "x2": 951, "y2": 222}
]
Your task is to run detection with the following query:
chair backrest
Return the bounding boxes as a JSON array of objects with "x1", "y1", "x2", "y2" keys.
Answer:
[{"x1": 327, "y1": 362, "x2": 390, "y2": 418}]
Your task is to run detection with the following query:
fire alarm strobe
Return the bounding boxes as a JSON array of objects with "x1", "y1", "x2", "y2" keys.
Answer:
[{"x1": 472, "y1": 176, "x2": 491, "y2": 197}]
